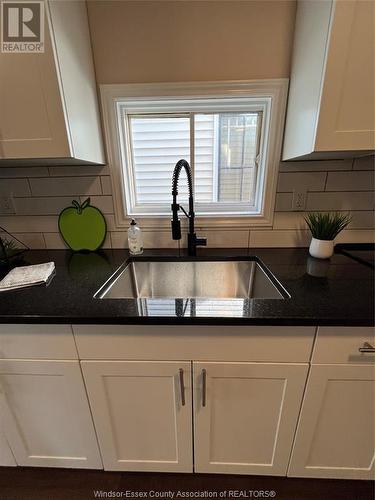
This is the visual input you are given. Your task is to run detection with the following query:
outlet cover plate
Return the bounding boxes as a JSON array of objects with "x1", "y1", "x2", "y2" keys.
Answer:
[
  {"x1": 292, "y1": 190, "x2": 307, "y2": 211},
  {"x1": 0, "y1": 196, "x2": 16, "y2": 215}
]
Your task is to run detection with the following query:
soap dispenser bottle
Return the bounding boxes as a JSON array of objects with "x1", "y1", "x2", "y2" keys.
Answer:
[{"x1": 127, "y1": 219, "x2": 143, "y2": 255}]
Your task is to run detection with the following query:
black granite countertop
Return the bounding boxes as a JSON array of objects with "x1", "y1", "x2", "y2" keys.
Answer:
[{"x1": 0, "y1": 247, "x2": 373, "y2": 326}]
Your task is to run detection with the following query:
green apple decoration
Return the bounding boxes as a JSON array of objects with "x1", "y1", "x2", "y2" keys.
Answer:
[{"x1": 58, "y1": 198, "x2": 107, "y2": 252}]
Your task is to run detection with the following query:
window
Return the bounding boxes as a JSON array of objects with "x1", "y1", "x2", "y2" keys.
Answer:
[
  {"x1": 128, "y1": 112, "x2": 261, "y2": 208},
  {"x1": 102, "y1": 81, "x2": 287, "y2": 227},
  {"x1": 121, "y1": 100, "x2": 264, "y2": 216}
]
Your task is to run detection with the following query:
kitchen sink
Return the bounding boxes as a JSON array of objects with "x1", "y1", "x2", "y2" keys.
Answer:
[{"x1": 95, "y1": 257, "x2": 289, "y2": 300}]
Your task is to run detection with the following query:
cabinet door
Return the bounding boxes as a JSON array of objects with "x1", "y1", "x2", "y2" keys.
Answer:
[
  {"x1": 0, "y1": 431, "x2": 16, "y2": 466},
  {"x1": 81, "y1": 361, "x2": 193, "y2": 472},
  {"x1": 0, "y1": 20, "x2": 70, "y2": 159},
  {"x1": 316, "y1": 0, "x2": 375, "y2": 151},
  {"x1": 193, "y1": 362, "x2": 308, "y2": 475},
  {"x1": 0, "y1": 360, "x2": 102, "y2": 469},
  {"x1": 288, "y1": 364, "x2": 375, "y2": 480}
]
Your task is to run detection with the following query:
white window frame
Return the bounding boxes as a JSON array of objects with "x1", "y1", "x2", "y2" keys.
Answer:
[
  {"x1": 122, "y1": 102, "x2": 264, "y2": 216},
  {"x1": 100, "y1": 80, "x2": 288, "y2": 229}
]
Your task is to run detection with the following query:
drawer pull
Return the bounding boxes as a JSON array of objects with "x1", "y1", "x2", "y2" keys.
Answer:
[
  {"x1": 202, "y1": 369, "x2": 207, "y2": 407},
  {"x1": 359, "y1": 342, "x2": 375, "y2": 353},
  {"x1": 179, "y1": 369, "x2": 185, "y2": 406}
]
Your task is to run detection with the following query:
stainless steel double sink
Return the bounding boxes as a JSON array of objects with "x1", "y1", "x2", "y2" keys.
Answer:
[{"x1": 95, "y1": 257, "x2": 289, "y2": 300}]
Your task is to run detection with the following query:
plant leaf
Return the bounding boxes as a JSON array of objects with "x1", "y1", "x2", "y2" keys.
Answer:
[{"x1": 304, "y1": 211, "x2": 352, "y2": 240}]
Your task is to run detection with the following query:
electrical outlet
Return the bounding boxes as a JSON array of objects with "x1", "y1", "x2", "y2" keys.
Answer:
[
  {"x1": 0, "y1": 195, "x2": 16, "y2": 215},
  {"x1": 292, "y1": 190, "x2": 306, "y2": 211}
]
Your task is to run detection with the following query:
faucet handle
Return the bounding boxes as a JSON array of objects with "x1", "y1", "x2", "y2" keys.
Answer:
[
  {"x1": 171, "y1": 218, "x2": 181, "y2": 240},
  {"x1": 196, "y1": 236, "x2": 207, "y2": 247},
  {"x1": 187, "y1": 233, "x2": 206, "y2": 256}
]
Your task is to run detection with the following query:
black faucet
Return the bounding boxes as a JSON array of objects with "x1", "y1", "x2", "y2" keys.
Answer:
[{"x1": 171, "y1": 159, "x2": 207, "y2": 256}]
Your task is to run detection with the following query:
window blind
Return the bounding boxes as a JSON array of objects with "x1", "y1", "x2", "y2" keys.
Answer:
[{"x1": 128, "y1": 112, "x2": 260, "y2": 208}]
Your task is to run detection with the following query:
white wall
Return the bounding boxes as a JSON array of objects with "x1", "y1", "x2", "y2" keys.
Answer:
[{"x1": 86, "y1": 0, "x2": 296, "y2": 84}]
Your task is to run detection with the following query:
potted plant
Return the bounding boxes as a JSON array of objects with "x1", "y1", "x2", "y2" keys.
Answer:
[
  {"x1": 305, "y1": 212, "x2": 352, "y2": 259},
  {"x1": 0, "y1": 227, "x2": 29, "y2": 266}
]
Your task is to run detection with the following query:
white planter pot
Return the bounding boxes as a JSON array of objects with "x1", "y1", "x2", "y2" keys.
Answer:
[{"x1": 309, "y1": 237, "x2": 334, "y2": 259}]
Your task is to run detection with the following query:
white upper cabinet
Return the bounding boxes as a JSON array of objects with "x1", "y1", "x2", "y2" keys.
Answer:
[
  {"x1": 283, "y1": 0, "x2": 375, "y2": 161},
  {"x1": 0, "y1": 0, "x2": 104, "y2": 166}
]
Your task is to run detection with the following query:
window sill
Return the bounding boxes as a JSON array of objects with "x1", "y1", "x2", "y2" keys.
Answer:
[{"x1": 114, "y1": 214, "x2": 274, "y2": 231}]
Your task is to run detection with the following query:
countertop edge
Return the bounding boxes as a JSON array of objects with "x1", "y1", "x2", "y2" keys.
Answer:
[{"x1": 0, "y1": 316, "x2": 373, "y2": 327}]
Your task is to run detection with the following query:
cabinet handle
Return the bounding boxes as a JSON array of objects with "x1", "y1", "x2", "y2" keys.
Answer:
[
  {"x1": 179, "y1": 368, "x2": 185, "y2": 406},
  {"x1": 359, "y1": 342, "x2": 375, "y2": 353},
  {"x1": 202, "y1": 369, "x2": 207, "y2": 407}
]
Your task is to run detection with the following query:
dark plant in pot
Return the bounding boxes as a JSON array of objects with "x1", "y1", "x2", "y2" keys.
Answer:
[
  {"x1": 304, "y1": 212, "x2": 352, "y2": 259},
  {"x1": 0, "y1": 227, "x2": 29, "y2": 266}
]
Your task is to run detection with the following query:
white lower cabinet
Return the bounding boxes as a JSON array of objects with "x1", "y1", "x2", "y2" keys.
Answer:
[
  {"x1": 0, "y1": 431, "x2": 16, "y2": 466},
  {"x1": 2, "y1": 324, "x2": 373, "y2": 479},
  {"x1": 193, "y1": 362, "x2": 309, "y2": 475},
  {"x1": 81, "y1": 361, "x2": 193, "y2": 472},
  {"x1": 81, "y1": 360, "x2": 309, "y2": 475},
  {"x1": 288, "y1": 364, "x2": 375, "y2": 480},
  {"x1": 0, "y1": 360, "x2": 102, "y2": 468}
]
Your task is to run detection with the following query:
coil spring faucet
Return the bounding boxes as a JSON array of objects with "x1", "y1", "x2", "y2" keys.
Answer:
[{"x1": 171, "y1": 159, "x2": 207, "y2": 256}]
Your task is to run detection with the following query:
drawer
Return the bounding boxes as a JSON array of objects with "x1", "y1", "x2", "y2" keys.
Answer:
[
  {"x1": 313, "y1": 327, "x2": 375, "y2": 364},
  {"x1": 73, "y1": 325, "x2": 316, "y2": 362},
  {"x1": 0, "y1": 324, "x2": 77, "y2": 359}
]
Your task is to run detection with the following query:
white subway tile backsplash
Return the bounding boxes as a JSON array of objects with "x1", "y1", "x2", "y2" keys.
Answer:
[
  {"x1": 353, "y1": 155, "x2": 374, "y2": 171},
  {"x1": 277, "y1": 172, "x2": 327, "y2": 192},
  {"x1": 143, "y1": 230, "x2": 179, "y2": 249},
  {"x1": 0, "y1": 167, "x2": 48, "y2": 178},
  {"x1": 43, "y1": 232, "x2": 67, "y2": 249},
  {"x1": 326, "y1": 171, "x2": 374, "y2": 192},
  {"x1": 335, "y1": 230, "x2": 375, "y2": 244},
  {"x1": 250, "y1": 230, "x2": 311, "y2": 247},
  {"x1": 13, "y1": 232, "x2": 46, "y2": 249},
  {"x1": 250, "y1": 228, "x2": 373, "y2": 249},
  {"x1": 48, "y1": 165, "x2": 109, "y2": 176},
  {"x1": 14, "y1": 197, "x2": 74, "y2": 215},
  {"x1": 273, "y1": 212, "x2": 308, "y2": 230},
  {"x1": 44, "y1": 232, "x2": 112, "y2": 249},
  {"x1": 29, "y1": 177, "x2": 102, "y2": 197},
  {"x1": 279, "y1": 159, "x2": 352, "y2": 172},
  {"x1": 0, "y1": 216, "x2": 58, "y2": 233},
  {"x1": 0, "y1": 178, "x2": 31, "y2": 196},
  {"x1": 274, "y1": 210, "x2": 375, "y2": 230},
  {"x1": 350, "y1": 211, "x2": 375, "y2": 229},
  {"x1": 110, "y1": 231, "x2": 128, "y2": 248},
  {"x1": 193, "y1": 229, "x2": 250, "y2": 248},
  {"x1": 111, "y1": 230, "x2": 179, "y2": 249},
  {"x1": 306, "y1": 192, "x2": 374, "y2": 211},
  {"x1": 0, "y1": 157, "x2": 373, "y2": 249},
  {"x1": 102, "y1": 233, "x2": 112, "y2": 249},
  {"x1": 102, "y1": 214, "x2": 117, "y2": 231},
  {"x1": 275, "y1": 193, "x2": 293, "y2": 211},
  {"x1": 100, "y1": 176, "x2": 112, "y2": 195},
  {"x1": 87, "y1": 196, "x2": 114, "y2": 214}
]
